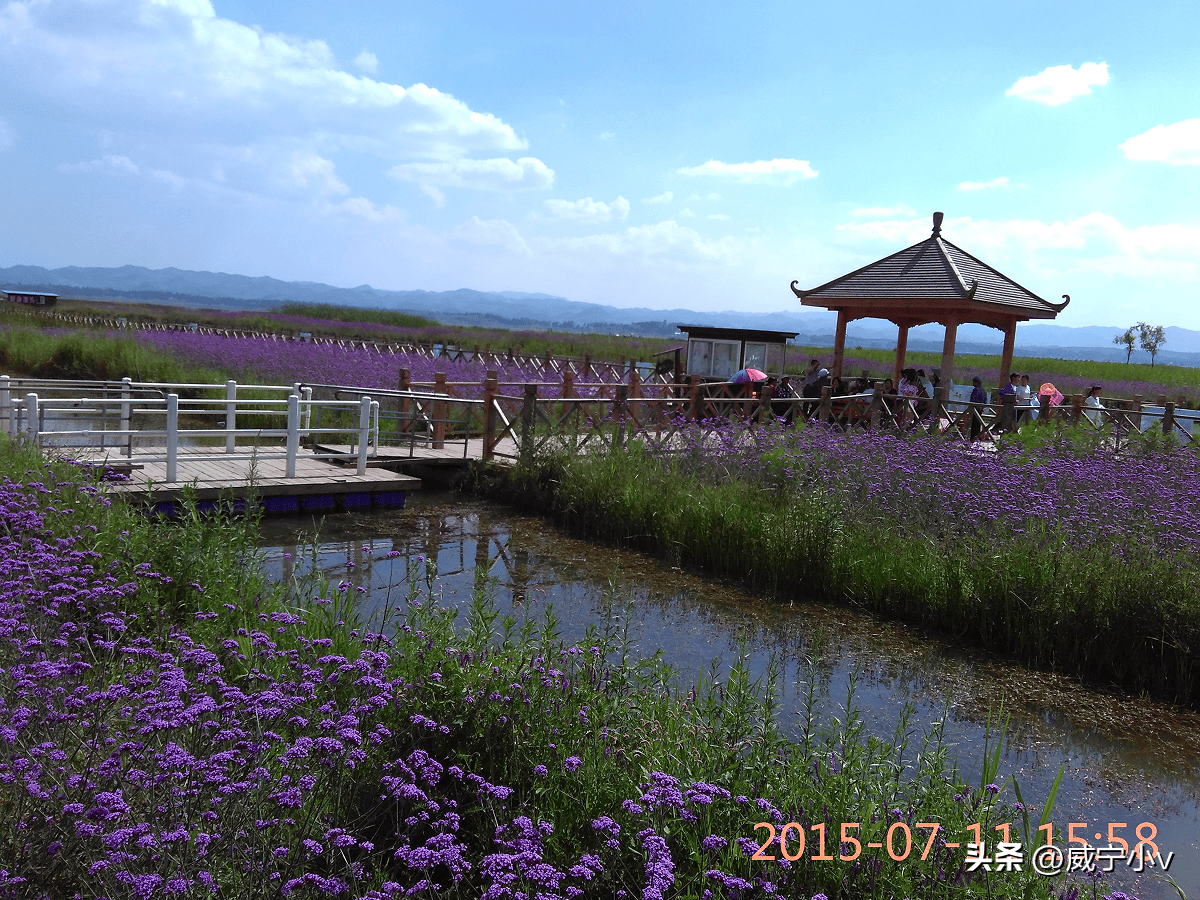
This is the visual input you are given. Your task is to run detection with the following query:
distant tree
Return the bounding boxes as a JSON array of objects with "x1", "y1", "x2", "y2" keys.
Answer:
[
  {"x1": 1137, "y1": 322, "x2": 1167, "y2": 367},
  {"x1": 1113, "y1": 327, "x2": 1137, "y2": 364}
]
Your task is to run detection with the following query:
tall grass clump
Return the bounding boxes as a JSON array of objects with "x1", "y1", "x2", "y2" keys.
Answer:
[
  {"x1": 0, "y1": 320, "x2": 223, "y2": 383},
  {"x1": 490, "y1": 422, "x2": 1200, "y2": 709},
  {"x1": 0, "y1": 434, "x2": 1127, "y2": 899}
]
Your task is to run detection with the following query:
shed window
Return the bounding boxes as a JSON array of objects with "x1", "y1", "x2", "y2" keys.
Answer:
[{"x1": 743, "y1": 342, "x2": 767, "y2": 371}]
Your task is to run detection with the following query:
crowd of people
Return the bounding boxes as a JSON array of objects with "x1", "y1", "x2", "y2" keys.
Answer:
[{"x1": 741, "y1": 359, "x2": 1106, "y2": 440}]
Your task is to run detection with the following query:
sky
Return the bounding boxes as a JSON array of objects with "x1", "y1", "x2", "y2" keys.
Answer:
[{"x1": 1, "y1": 0, "x2": 1198, "y2": 329}]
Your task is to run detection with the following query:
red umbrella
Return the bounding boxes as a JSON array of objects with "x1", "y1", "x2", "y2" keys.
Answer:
[{"x1": 730, "y1": 368, "x2": 768, "y2": 384}]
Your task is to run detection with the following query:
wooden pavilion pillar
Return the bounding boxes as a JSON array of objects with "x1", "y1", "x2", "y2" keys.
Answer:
[
  {"x1": 999, "y1": 318, "x2": 1017, "y2": 383},
  {"x1": 892, "y1": 322, "x2": 910, "y2": 386},
  {"x1": 940, "y1": 318, "x2": 958, "y2": 387},
  {"x1": 832, "y1": 309, "x2": 848, "y2": 379}
]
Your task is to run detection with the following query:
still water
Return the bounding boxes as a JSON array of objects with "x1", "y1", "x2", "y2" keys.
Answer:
[{"x1": 258, "y1": 491, "x2": 1200, "y2": 900}]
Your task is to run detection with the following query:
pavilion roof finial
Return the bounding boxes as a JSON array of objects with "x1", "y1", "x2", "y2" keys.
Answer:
[{"x1": 932, "y1": 211, "x2": 944, "y2": 236}]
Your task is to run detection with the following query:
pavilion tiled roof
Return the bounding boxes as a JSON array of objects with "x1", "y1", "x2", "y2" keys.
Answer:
[{"x1": 792, "y1": 214, "x2": 1068, "y2": 321}]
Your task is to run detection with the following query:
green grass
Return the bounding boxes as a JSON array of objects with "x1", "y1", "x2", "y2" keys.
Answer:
[{"x1": 0, "y1": 317, "x2": 223, "y2": 384}]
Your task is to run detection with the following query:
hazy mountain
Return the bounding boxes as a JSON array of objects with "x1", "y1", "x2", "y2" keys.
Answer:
[{"x1": 4, "y1": 263, "x2": 1199, "y2": 366}]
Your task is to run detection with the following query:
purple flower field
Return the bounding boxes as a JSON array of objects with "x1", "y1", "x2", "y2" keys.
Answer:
[
  {"x1": 131, "y1": 331, "x2": 554, "y2": 391},
  {"x1": 0, "y1": 445, "x2": 1117, "y2": 899}
]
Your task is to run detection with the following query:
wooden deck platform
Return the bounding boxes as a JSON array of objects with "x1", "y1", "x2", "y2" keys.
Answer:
[
  {"x1": 315, "y1": 439, "x2": 520, "y2": 467},
  {"x1": 57, "y1": 446, "x2": 422, "y2": 506}
]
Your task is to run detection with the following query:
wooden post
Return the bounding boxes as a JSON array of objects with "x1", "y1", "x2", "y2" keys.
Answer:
[
  {"x1": 1000, "y1": 393, "x2": 1016, "y2": 432},
  {"x1": 520, "y1": 383, "x2": 538, "y2": 460},
  {"x1": 122, "y1": 377, "x2": 133, "y2": 458},
  {"x1": 629, "y1": 367, "x2": 643, "y2": 398},
  {"x1": 1039, "y1": 393, "x2": 1050, "y2": 425},
  {"x1": 689, "y1": 375, "x2": 702, "y2": 420},
  {"x1": 1157, "y1": 394, "x2": 1168, "y2": 408},
  {"x1": 1132, "y1": 394, "x2": 1142, "y2": 431},
  {"x1": 818, "y1": 385, "x2": 832, "y2": 423},
  {"x1": 286, "y1": 393, "x2": 299, "y2": 478},
  {"x1": 357, "y1": 396, "x2": 371, "y2": 475},
  {"x1": 928, "y1": 385, "x2": 947, "y2": 436},
  {"x1": 832, "y1": 310, "x2": 848, "y2": 380},
  {"x1": 1071, "y1": 394, "x2": 1083, "y2": 424},
  {"x1": 398, "y1": 368, "x2": 411, "y2": 437},
  {"x1": 999, "y1": 319, "x2": 1017, "y2": 385},
  {"x1": 482, "y1": 371, "x2": 497, "y2": 462},
  {"x1": 583, "y1": 353, "x2": 592, "y2": 381},
  {"x1": 892, "y1": 323, "x2": 909, "y2": 386},
  {"x1": 940, "y1": 319, "x2": 958, "y2": 387},
  {"x1": 1163, "y1": 401, "x2": 1176, "y2": 437},
  {"x1": 867, "y1": 381, "x2": 883, "y2": 429},
  {"x1": 165, "y1": 393, "x2": 178, "y2": 483},
  {"x1": 614, "y1": 385, "x2": 628, "y2": 448},
  {"x1": 561, "y1": 369, "x2": 575, "y2": 399},
  {"x1": 433, "y1": 372, "x2": 448, "y2": 450},
  {"x1": 543, "y1": 349, "x2": 552, "y2": 372}
]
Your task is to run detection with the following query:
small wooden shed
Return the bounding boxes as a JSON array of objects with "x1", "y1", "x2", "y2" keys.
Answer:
[
  {"x1": 790, "y1": 212, "x2": 1068, "y2": 386},
  {"x1": 3, "y1": 290, "x2": 58, "y2": 308},
  {"x1": 677, "y1": 324, "x2": 797, "y2": 381}
]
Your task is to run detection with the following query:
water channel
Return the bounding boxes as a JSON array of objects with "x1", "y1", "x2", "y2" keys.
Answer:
[{"x1": 258, "y1": 490, "x2": 1200, "y2": 900}]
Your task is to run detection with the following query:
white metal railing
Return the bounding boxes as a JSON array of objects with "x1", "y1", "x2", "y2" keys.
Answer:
[{"x1": 3, "y1": 376, "x2": 381, "y2": 478}]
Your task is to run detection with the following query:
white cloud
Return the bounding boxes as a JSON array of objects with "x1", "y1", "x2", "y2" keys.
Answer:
[
  {"x1": 288, "y1": 152, "x2": 349, "y2": 195},
  {"x1": 958, "y1": 177, "x2": 1010, "y2": 191},
  {"x1": 59, "y1": 154, "x2": 141, "y2": 175},
  {"x1": 558, "y1": 219, "x2": 736, "y2": 262},
  {"x1": 0, "y1": 0, "x2": 529, "y2": 206},
  {"x1": 1121, "y1": 119, "x2": 1200, "y2": 166},
  {"x1": 642, "y1": 191, "x2": 673, "y2": 204},
  {"x1": 453, "y1": 216, "x2": 531, "y2": 254},
  {"x1": 597, "y1": 131, "x2": 615, "y2": 140},
  {"x1": 1006, "y1": 62, "x2": 1109, "y2": 106},
  {"x1": 389, "y1": 157, "x2": 554, "y2": 200},
  {"x1": 678, "y1": 207, "x2": 695, "y2": 218},
  {"x1": 543, "y1": 195, "x2": 629, "y2": 223},
  {"x1": 676, "y1": 158, "x2": 817, "y2": 184},
  {"x1": 850, "y1": 204, "x2": 915, "y2": 218},
  {"x1": 708, "y1": 213, "x2": 731, "y2": 221},
  {"x1": 353, "y1": 50, "x2": 378, "y2": 75},
  {"x1": 325, "y1": 196, "x2": 403, "y2": 223}
]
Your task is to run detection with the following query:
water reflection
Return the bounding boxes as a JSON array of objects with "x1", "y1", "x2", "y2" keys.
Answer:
[{"x1": 258, "y1": 491, "x2": 1200, "y2": 900}]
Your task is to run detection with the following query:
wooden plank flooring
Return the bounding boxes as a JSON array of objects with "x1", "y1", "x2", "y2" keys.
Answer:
[{"x1": 58, "y1": 446, "x2": 421, "y2": 503}]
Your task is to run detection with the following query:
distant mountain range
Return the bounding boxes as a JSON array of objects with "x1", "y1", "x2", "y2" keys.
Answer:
[{"x1": 4, "y1": 263, "x2": 1199, "y2": 366}]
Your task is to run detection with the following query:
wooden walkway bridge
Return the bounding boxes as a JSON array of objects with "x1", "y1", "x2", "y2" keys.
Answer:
[{"x1": 3, "y1": 371, "x2": 1192, "y2": 516}]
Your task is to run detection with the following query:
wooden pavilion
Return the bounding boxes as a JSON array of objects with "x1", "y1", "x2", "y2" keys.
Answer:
[{"x1": 790, "y1": 212, "x2": 1069, "y2": 387}]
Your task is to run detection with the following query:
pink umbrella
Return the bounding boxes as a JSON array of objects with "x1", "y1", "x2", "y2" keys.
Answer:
[
  {"x1": 729, "y1": 368, "x2": 768, "y2": 384},
  {"x1": 1038, "y1": 383, "x2": 1064, "y2": 406}
]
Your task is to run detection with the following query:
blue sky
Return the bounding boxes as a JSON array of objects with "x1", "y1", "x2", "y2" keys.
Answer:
[{"x1": 1, "y1": 0, "x2": 1198, "y2": 328}]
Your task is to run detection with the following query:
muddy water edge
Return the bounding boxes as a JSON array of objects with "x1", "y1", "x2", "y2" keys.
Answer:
[{"x1": 258, "y1": 490, "x2": 1200, "y2": 900}]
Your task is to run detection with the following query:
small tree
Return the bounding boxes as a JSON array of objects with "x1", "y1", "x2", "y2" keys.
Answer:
[
  {"x1": 1137, "y1": 322, "x2": 1167, "y2": 367},
  {"x1": 1113, "y1": 327, "x2": 1137, "y2": 364}
]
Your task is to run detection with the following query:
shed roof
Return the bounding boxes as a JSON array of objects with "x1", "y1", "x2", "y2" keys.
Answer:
[
  {"x1": 3, "y1": 289, "x2": 59, "y2": 299},
  {"x1": 676, "y1": 324, "x2": 798, "y2": 343},
  {"x1": 791, "y1": 213, "x2": 1068, "y2": 323}
]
